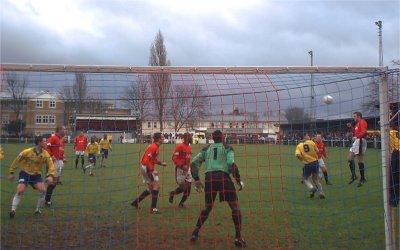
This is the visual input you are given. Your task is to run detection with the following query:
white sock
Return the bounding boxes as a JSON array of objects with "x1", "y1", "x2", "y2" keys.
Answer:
[
  {"x1": 303, "y1": 180, "x2": 314, "y2": 191},
  {"x1": 12, "y1": 193, "x2": 23, "y2": 211},
  {"x1": 316, "y1": 182, "x2": 324, "y2": 194},
  {"x1": 36, "y1": 192, "x2": 45, "y2": 210}
]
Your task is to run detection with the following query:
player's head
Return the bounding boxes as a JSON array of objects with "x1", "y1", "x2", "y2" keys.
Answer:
[
  {"x1": 55, "y1": 125, "x2": 67, "y2": 137},
  {"x1": 212, "y1": 130, "x2": 223, "y2": 143},
  {"x1": 153, "y1": 132, "x2": 163, "y2": 143},
  {"x1": 353, "y1": 112, "x2": 362, "y2": 121},
  {"x1": 183, "y1": 133, "x2": 192, "y2": 144},
  {"x1": 315, "y1": 133, "x2": 323, "y2": 142},
  {"x1": 303, "y1": 133, "x2": 310, "y2": 140},
  {"x1": 34, "y1": 136, "x2": 45, "y2": 146},
  {"x1": 103, "y1": 134, "x2": 107, "y2": 139},
  {"x1": 91, "y1": 136, "x2": 96, "y2": 143}
]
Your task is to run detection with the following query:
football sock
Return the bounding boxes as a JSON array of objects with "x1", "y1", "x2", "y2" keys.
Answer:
[
  {"x1": 81, "y1": 158, "x2": 84, "y2": 168},
  {"x1": 180, "y1": 185, "x2": 191, "y2": 204},
  {"x1": 231, "y1": 206, "x2": 242, "y2": 237},
  {"x1": 359, "y1": 163, "x2": 365, "y2": 180},
  {"x1": 196, "y1": 207, "x2": 212, "y2": 229},
  {"x1": 134, "y1": 190, "x2": 150, "y2": 204},
  {"x1": 303, "y1": 180, "x2": 314, "y2": 190},
  {"x1": 173, "y1": 187, "x2": 183, "y2": 195},
  {"x1": 151, "y1": 190, "x2": 159, "y2": 208},
  {"x1": 11, "y1": 193, "x2": 23, "y2": 211},
  {"x1": 36, "y1": 191, "x2": 45, "y2": 210},
  {"x1": 316, "y1": 181, "x2": 324, "y2": 194},
  {"x1": 45, "y1": 184, "x2": 56, "y2": 202},
  {"x1": 75, "y1": 159, "x2": 78, "y2": 168},
  {"x1": 348, "y1": 160, "x2": 356, "y2": 178},
  {"x1": 324, "y1": 172, "x2": 329, "y2": 182}
]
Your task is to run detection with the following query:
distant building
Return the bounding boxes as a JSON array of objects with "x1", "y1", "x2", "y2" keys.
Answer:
[{"x1": 1, "y1": 91, "x2": 64, "y2": 136}]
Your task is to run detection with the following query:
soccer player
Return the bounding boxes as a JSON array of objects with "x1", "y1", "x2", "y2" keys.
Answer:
[
  {"x1": 45, "y1": 125, "x2": 67, "y2": 207},
  {"x1": 131, "y1": 132, "x2": 167, "y2": 214},
  {"x1": 347, "y1": 112, "x2": 368, "y2": 187},
  {"x1": 8, "y1": 136, "x2": 55, "y2": 218},
  {"x1": 189, "y1": 130, "x2": 246, "y2": 247},
  {"x1": 84, "y1": 136, "x2": 100, "y2": 176},
  {"x1": 99, "y1": 134, "x2": 112, "y2": 167},
  {"x1": 168, "y1": 132, "x2": 193, "y2": 208},
  {"x1": 295, "y1": 133, "x2": 325, "y2": 199},
  {"x1": 74, "y1": 130, "x2": 88, "y2": 170},
  {"x1": 314, "y1": 133, "x2": 332, "y2": 185}
]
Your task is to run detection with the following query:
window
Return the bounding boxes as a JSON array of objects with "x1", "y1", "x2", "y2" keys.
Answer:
[
  {"x1": 49, "y1": 100, "x2": 56, "y2": 108},
  {"x1": 235, "y1": 123, "x2": 239, "y2": 128},
  {"x1": 154, "y1": 122, "x2": 157, "y2": 128},
  {"x1": 211, "y1": 122, "x2": 215, "y2": 128},
  {"x1": 35, "y1": 115, "x2": 56, "y2": 124},
  {"x1": 42, "y1": 116, "x2": 49, "y2": 124},
  {"x1": 229, "y1": 123, "x2": 233, "y2": 128},
  {"x1": 147, "y1": 122, "x2": 151, "y2": 128},
  {"x1": 242, "y1": 123, "x2": 245, "y2": 128},
  {"x1": 36, "y1": 115, "x2": 43, "y2": 124},
  {"x1": 36, "y1": 100, "x2": 43, "y2": 108},
  {"x1": 1, "y1": 115, "x2": 9, "y2": 124},
  {"x1": 49, "y1": 116, "x2": 55, "y2": 124}
]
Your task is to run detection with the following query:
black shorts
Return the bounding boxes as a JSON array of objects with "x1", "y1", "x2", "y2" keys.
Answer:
[{"x1": 204, "y1": 171, "x2": 237, "y2": 204}]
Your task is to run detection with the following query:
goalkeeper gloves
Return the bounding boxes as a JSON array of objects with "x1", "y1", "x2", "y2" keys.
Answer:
[
  {"x1": 194, "y1": 180, "x2": 204, "y2": 193},
  {"x1": 237, "y1": 180, "x2": 244, "y2": 191}
]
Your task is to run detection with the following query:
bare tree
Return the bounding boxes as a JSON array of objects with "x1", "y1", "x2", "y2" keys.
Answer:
[
  {"x1": 121, "y1": 80, "x2": 150, "y2": 118},
  {"x1": 61, "y1": 72, "x2": 88, "y2": 113},
  {"x1": 148, "y1": 30, "x2": 171, "y2": 131},
  {"x1": 361, "y1": 78, "x2": 380, "y2": 116},
  {"x1": 170, "y1": 84, "x2": 208, "y2": 132},
  {"x1": 4, "y1": 73, "x2": 28, "y2": 121},
  {"x1": 284, "y1": 107, "x2": 311, "y2": 124}
]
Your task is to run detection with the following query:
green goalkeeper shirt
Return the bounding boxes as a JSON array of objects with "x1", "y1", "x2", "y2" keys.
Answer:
[{"x1": 190, "y1": 142, "x2": 235, "y2": 181}]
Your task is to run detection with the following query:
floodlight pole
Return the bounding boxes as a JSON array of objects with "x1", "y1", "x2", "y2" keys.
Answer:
[
  {"x1": 375, "y1": 20, "x2": 383, "y2": 66},
  {"x1": 309, "y1": 51, "x2": 315, "y2": 130}
]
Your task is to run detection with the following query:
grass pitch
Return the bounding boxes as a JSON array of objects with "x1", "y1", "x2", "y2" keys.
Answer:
[{"x1": 1, "y1": 143, "x2": 385, "y2": 249}]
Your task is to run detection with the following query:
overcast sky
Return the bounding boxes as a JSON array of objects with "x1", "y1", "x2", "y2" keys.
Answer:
[{"x1": 1, "y1": 0, "x2": 399, "y2": 67}]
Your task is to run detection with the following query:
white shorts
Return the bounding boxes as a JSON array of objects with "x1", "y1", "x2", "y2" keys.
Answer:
[
  {"x1": 75, "y1": 151, "x2": 85, "y2": 156},
  {"x1": 350, "y1": 138, "x2": 367, "y2": 155},
  {"x1": 318, "y1": 158, "x2": 326, "y2": 168},
  {"x1": 54, "y1": 160, "x2": 64, "y2": 177},
  {"x1": 140, "y1": 165, "x2": 159, "y2": 184},
  {"x1": 176, "y1": 167, "x2": 192, "y2": 184}
]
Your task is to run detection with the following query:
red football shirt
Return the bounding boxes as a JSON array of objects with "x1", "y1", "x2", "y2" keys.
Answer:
[
  {"x1": 141, "y1": 143, "x2": 160, "y2": 171},
  {"x1": 46, "y1": 134, "x2": 65, "y2": 160},
  {"x1": 172, "y1": 143, "x2": 192, "y2": 169},
  {"x1": 314, "y1": 141, "x2": 327, "y2": 159},
  {"x1": 354, "y1": 119, "x2": 368, "y2": 138},
  {"x1": 74, "y1": 135, "x2": 88, "y2": 151}
]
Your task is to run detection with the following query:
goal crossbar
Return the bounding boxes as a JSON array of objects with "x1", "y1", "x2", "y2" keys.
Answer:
[{"x1": 0, "y1": 63, "x2": 387, "y2": 74}]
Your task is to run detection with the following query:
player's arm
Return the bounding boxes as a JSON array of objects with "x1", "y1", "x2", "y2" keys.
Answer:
[
  {"x1": 229, "y1": 163, "x2": 244, "y2": 190},
  {"x1": 225, "y1": 146, "x2": 235, "y2": 167},
  {"x1": 190, "y1": 151, "x2": 205, "y2": 181},
  {"x1": 8, "y1": 152, "x2": 24, "y2": 181},
  {"x1": 359, "y1": 120, "x2": 368, "y2": 138},
  {"x1": 295, "y1": 145, "x2": 303, "y2": 161}
]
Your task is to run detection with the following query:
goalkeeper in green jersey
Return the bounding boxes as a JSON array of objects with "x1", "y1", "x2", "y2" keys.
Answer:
[{"x1": 189, "y1": 130, "x2": 246, "y2": 247}]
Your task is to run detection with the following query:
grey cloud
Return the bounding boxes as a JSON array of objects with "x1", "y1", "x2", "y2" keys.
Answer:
[{"x1": 1, "y1": 0, "x2": 398, "y2": 66}]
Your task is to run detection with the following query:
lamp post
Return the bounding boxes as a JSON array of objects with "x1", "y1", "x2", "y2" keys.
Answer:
[
  {"x1": 375, "y1": 20, "x2": 383, "y2": 66},
  {"x1": 73, "y1": 110, "x2": 77, "y2": 135},
  {"x1": 308, "y1": 50, "x2": 315, "y2": 129}
]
